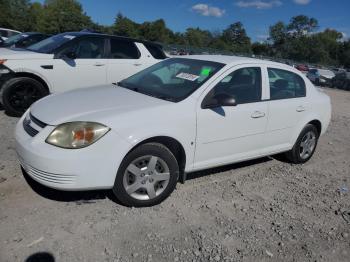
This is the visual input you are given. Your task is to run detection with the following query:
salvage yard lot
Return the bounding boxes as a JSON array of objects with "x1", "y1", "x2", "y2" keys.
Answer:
[{"x1": 0, "y1": 88, "x2": 349, "y2": 262}]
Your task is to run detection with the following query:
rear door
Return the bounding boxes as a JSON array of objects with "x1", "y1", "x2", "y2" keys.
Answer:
[
  {"x1": 50, "y1": 36, "x2": 108, "y2": 93},
  {"x1": 263, "y1": 66, "x2": 308, "y2": 152},
  {"x1": 106, "y1": 38, "x2": 150, "y2": 84}
]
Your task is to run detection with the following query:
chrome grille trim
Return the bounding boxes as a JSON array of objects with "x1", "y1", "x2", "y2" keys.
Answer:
[
  {"x1": 30, "y1": 113, "x2": 47, "y2": 128},
  {"x1": 23, "y1": 118, "x2": 39, "y2": 137},
  {"x1": 19, "y1": 157, "x2": 76, "y2": 185}
]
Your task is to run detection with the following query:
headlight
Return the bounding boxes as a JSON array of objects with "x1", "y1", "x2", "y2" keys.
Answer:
[{"x1": 46, "y1": 122, "x2": 110, "y2": 149}]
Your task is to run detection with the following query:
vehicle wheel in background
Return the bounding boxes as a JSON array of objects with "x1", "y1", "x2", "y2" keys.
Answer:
[
  {"x1": 315, "y1": 78, "x2": 320, "y2": 86},
  {"x1": 0, "y1": 77, "x2": 48, "y2": 117},
  {"x1": 285, "y1": 124, "x2": 319, "y2": 164},
  {"x1": 113, "y1": 143, "x2": 179, "y2": 207}
]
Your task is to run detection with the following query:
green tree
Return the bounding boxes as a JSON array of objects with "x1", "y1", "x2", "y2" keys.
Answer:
[
  {"x1": 287, "y1": 15, "x2": 318, "y2": 36},
  {"x1": 252, "y1": 42, "x2": 270, "y2": 56},
  {"x1": 269, "y1": 21, "x2": 287, "y2": 45},
  {"x1": 28, "y1": 2, "x2": 44, "y2": 31},
  {"x1": 222, "y1": 22, "x2": 251, "y2": 53},
  {"x1": 184, "y1": 27, "x2": 212, "y2": 48},
  {"x1": 0, "y1": 0, "x2": 32, "y2": 31},
  {"x1": 36, "y1": 0, "x2": 93, "y2": 34},
  {"x1": 139, "y1": 19, "x2": 172, "y2": 43},
  {"x1": 113, "y1": 13, "x2": 140, "y2": 38}
]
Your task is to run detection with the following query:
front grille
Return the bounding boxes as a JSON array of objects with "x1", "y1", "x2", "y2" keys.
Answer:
[
  {"x1": 23, "y1": 118, "x2": 39, "y2": 137},
  {"x1": 30, "y1": 113, "x2": 47, "y2": 128},
  {"x1": 23, "y1": 113, "x2": 48, "y2": 137},
  {"x1": 19, "y1": 156, "x2": 76, "y2": 185}
]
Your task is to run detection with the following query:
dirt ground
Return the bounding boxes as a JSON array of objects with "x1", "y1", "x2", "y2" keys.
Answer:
[{"x1": 0, "y1": 88, "x2": 349, "y2": 262}]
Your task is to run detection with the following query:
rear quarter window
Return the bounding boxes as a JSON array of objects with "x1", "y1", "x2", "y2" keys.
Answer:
[{"x1": 144, "y1": 43, "x2": 167, "y2": 59}]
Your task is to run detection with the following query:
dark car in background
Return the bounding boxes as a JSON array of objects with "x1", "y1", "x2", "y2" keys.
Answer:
[
  {"x1": 330, "y1": 71, "x2": 350, "y2": 91},
  {"x1": 0, "y1": 32, "x2": 50, "y2": 49},
  {"x1": 295, "y1": 64, "x2": 309, "y2": 72}
]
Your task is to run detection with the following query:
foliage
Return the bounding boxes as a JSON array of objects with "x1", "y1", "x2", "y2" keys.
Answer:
[{"x1": 0, "y1": 1, "x2": 348, "y2": 67}]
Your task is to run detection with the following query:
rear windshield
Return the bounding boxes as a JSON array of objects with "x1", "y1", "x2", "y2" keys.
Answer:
[{"x1": 27, "y1": 33, "x2": 78, "y2": 53}]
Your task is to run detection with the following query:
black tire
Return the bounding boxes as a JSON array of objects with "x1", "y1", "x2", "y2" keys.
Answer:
[
  {"x1": 0, "y1": 77, "x2": 48, "y2": 117},
  {"x1": 113, "y1": 143, "x2": 179, "y2": 207},
  {"x1": 315, "y1": 78, "x2": 320, "y2": 86},
  {"x1": 285, "y1": 124, "x2": 319, "y2": 164}
]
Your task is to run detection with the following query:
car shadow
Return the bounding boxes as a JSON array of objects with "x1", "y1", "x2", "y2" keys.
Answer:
[
  {"x1": 186, "y1": 156, "x2": 273, "y2": 181},
  {"x1": 25, "y1": 252, "x2": 55, "y2": 262}
]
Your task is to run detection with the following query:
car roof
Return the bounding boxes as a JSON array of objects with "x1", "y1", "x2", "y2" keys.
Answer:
[
  {"x1": 20, "y1": 32, "x2": 48, "y2": 35},
  {"x1": 59, "y1": 32, "x2": 163, "y2": 47},
  {"x1": 179, "y1": 55, "x2": 294, "y2": 68},
  {"x1": 0, "y1": 28, "x2": 21, "y2": 33}
]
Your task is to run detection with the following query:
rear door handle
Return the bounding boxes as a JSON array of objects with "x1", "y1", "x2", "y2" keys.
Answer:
[
  {"x1": 94, "y1": 62, "x2": 105, "y2": 66},
  {"x1": 134, "y1": 63, "x2": 142, "y2": 66},
  {"x1": 296, "y1": 106, "x2": 306, "y2": 112},
  {"x1": 251, "y1": 111, "x2": 266, "y2": 118}
]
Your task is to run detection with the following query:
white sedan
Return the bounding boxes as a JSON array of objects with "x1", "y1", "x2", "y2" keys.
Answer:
[{"x1": 15, "y1": 56, "x2": 331, "y2": 207}]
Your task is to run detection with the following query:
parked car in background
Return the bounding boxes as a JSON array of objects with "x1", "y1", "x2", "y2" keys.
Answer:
[
  {"x1": 0, "y1": 32, "x2": 167, "y2": 116},
  {"x1": 296, "y1": 64, "x2": 309, "y2": 72},
  {"x1": 330, "y1": 71, "x2": 350, "y2": 90},
  {"x1": 15, "y1": 55, "x2": 331, "y2": 207},
  {"x1": 0, "y1": 32, "x2": 50, "y2": 49},
  {"x1": 0, "y1": 28, "x2": 21, "y2": 41},
  {"x1": 306, "y1": 68, "x2": 335, "y2": 86}
]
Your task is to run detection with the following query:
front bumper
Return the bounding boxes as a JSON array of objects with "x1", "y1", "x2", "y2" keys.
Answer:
[{"x1": 15, "y1": 113, "x2": 132, "y2": 191}]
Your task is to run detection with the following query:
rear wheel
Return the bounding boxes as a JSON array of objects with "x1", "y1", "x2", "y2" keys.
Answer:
[
  {"x1": 113, "y1": 143, "x2": 179, "y2": 207},
  {"x1": 1, "y1": 77, "x2": 48, "y2": 117},
  {"x1": 285, "y1": 124, "x2": 319, "y2": 164}
]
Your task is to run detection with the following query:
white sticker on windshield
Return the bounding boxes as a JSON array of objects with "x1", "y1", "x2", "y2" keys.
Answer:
[
  {"x1": 176, "y1": 72, "x2": 199, "y2": 81},
  {"x1": 21, "y1": 34, "x2": 29, "y2": 38},
  {"x1": 63, "y1": 35, "x2": 76, "y2": 40}
]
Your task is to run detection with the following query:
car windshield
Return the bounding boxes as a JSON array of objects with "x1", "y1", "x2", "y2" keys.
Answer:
[
  {"x1": 27, "y1": 33, "x2": 77, "y2": 53},
  {"x1": 119, "y1": 58, "x2": 225, "y2": 102}
]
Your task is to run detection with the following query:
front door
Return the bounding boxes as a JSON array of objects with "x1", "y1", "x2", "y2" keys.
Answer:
[
  {"x1": 50, "y1": 36, "x2": 108, "y2": 93},
  {"x1": 194, "y1": 65, "x2": 268, "y2": 170}
]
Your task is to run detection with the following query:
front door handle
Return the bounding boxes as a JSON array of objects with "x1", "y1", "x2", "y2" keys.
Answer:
[
  {"x1": 251, "y1": 111, "x2": 266, "y2": 118},
  {"x1": 296, "y1": 106, "x2": 306, "y2": 112},
  {"x1": 134, "y1": 63, "x2": 142, "y2": 66},
  {"x1": 94, "y1": 62, "x2": 105, "y2": 66}
]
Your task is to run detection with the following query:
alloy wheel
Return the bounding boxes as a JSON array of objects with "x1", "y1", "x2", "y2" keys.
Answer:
[
  {"x1": 123, "y1": 155, "x2": 171, "y2": 201},
  {"x1": 299, "y1": 131, "x2": 316, "y2": 160}
]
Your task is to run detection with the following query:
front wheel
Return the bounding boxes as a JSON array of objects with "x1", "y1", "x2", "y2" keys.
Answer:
[
  {"x1": 1, "y1": 77, "x2": 48, "y2": 117},
  {"x1": 113, "y1": 143, "x2": 179, "y2": 207},
  {"x1": 285, "y1": 124, "x2": 319, "y2": 164}
]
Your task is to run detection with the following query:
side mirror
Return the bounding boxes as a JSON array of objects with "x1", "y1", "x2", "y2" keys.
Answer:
[
  {"x1": 202, "y1": 93, "x2": 237, "y2": 109},
  {"x1": 62, "y1": 51, "x2": 77, "y2": 60}
]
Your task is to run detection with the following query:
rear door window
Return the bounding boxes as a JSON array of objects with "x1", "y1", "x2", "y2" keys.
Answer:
[
  {"x1": 268, "y1": 68, "x2": 306, "y2": 100},
  {"x1": 108, "y1": 38, "x2": 140, "y2": 59}
]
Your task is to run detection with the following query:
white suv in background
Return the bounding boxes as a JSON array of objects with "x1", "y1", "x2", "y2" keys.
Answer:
[{"x1": 0, "y1": 32, "x2": 167, "y2": 116}]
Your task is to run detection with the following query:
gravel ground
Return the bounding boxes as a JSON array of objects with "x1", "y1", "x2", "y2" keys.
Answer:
[{"x1": 0, "y1": 88, "x2": 349, "y2": 262}]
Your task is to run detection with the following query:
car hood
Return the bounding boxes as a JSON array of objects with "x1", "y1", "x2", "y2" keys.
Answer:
[
  {"x1": 30, "y1": 85, "x2": 171, "y2": 126},
  {"x1": 0, "y1": 48, "x2": 53, "y2": 59}
]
